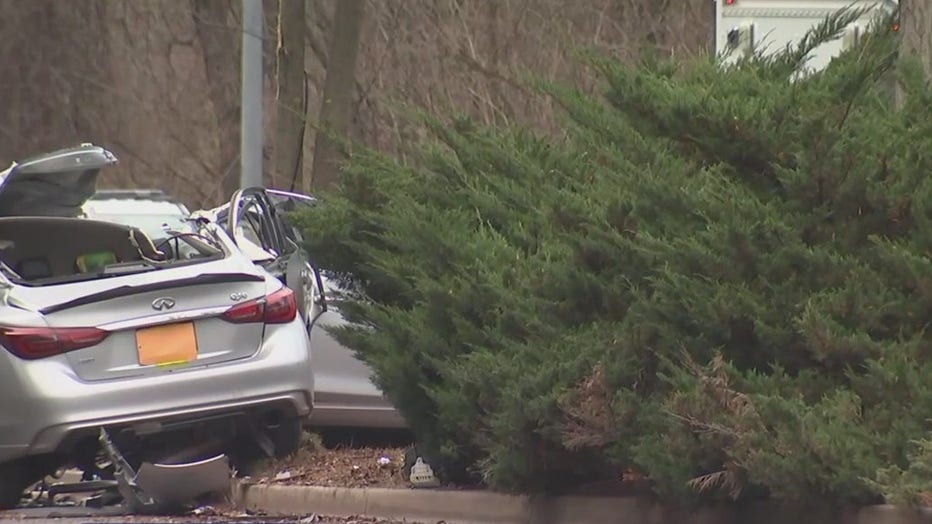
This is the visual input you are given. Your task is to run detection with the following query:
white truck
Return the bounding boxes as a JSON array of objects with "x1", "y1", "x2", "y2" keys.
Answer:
[{"x1": 716, "y1": 0, "x2": 899, "y2": 72}]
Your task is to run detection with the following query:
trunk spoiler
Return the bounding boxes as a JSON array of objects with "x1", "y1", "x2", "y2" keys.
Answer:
[{"x1": 39, "y1": 272, "x2": 264, "y2": 314}]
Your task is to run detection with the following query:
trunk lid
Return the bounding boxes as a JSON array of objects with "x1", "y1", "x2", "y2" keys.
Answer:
[
  {"x1": 8, "y1": 258, "x2": 273, "y2": 381},
  {"x1": 0, "y1": 144, "x2": 117, "y2": 217}
]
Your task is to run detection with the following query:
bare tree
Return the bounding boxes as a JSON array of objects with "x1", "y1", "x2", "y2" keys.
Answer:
[
  {"x1": 192, "y1": 0, "x2": 242, "y2": 201},
  {"x1": 274, "y1": 0, "x2": 308, "y2": 192},
  {"x1": 1, "y1": 0, "x2": 714, "y2": 205},
  {"x1": 892, "y1": 0, "x2": 932, "y2": 109},
  {"x1": 900, "y1": 0, "x2": 932, "y2": 77},
  {"x1": 310, "y1": 0, "x2": 365, "y2": 191}
]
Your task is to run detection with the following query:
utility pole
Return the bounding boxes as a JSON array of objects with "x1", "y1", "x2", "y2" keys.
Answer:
[{"x1": 240, "y1": 0, "x2": 264, "y2": 189}]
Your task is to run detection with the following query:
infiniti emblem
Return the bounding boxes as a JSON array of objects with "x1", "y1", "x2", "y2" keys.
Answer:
[{"x1": 151, "y1": 297, "x2": 176, "y2": 311}]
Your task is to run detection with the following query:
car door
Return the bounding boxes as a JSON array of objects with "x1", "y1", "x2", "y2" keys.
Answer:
[
  {"x1": 225, "y1": 188, "x2": 402, "y2": 428},
  {"x1": 261, "y1": 190, "x2": 404, "y2": 428},
  {"x1": 225, "y1": 188, "x2": 325, "y2": 327},
  {"x1": 264, "y1": 189, "x2": 317, "y2": 243},
  {"x1": 263, "y1": 189, "x2": 327, "y2": 329}
]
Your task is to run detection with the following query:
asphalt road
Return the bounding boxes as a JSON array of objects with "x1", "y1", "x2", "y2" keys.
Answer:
[
  {"x1": 0, "y1": 514, "x2": 412, "y2": 524},
  {"x1": 0, "y1": 512, "x2": 409, "y2": 524},
  {"x1": 0, "y1": 506, "x2": 411, "y2": 524}
]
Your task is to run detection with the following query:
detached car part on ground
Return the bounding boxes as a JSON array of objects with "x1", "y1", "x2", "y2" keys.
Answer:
[
  {"x1": 84, "y1": 185, "x2": 405, "y2": 430},
  {"x1": 0, "y1": 145, "x2": 316, "y2": 509}
]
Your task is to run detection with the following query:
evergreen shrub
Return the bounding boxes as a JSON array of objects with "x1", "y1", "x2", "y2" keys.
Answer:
[{"x1": 294, "y1": 9, "x2": 932, "y2": 505}]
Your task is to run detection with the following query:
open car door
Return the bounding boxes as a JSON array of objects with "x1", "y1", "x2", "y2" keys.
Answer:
[
  {"x1": 263, "y1": 189, "x2": 327, "y2": 326},
  {"x1": 223, "y1": 188, "x2": 404, "y2": 428},
  {"x1": 224, "y1": 187, "x2": 326, "y2": 327},
  {"x1": 264, "y1": 189, "x2": 317, "y2": 243}
]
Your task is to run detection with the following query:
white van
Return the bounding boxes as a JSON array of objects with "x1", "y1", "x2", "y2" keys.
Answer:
[{"x1": 715, "y1": 0, "x2": 899, "y2": 72}]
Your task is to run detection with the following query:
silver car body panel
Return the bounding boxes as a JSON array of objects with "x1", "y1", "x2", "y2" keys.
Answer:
[{"x1": 308, "y1": 295, "x2": 404, "y2": 428}]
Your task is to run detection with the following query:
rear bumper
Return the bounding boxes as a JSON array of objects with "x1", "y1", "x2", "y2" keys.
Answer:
[
  {"x1": 0, "y1": 319, "x2": 313, "y2": 464},
  {"x1": 33, "y1": 391, "x2": 312, "y2": 455}
]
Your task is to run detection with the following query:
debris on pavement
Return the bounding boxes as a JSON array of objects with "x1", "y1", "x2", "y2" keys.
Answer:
[
  {"x1": 0, "y1": 507, "x2": 414, "y2": 523},
  {"x1": 13, "y1": 428, "x2": 234, "y2": 518},
  {"x1": 97, "y1": 427, "x2": 231, "y2": 513},
  {"x1": 274, "y1": 471, "x2": 294, "y2": 481},
  {"x1": 5, "y1": 432, "x2": 432, "y2": 522}
]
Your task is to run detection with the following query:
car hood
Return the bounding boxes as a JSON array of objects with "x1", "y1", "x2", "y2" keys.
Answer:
[{"x1": 0, "y1": 144, "x2": 117, "y2": 217}]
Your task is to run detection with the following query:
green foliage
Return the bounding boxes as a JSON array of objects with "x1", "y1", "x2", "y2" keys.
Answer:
[
  {"x1": 869, "y1": 438, "x2": 932, "y2": 506},
  {"x1": 294, "y1": 8, "x2": 932, "y2": 505}
]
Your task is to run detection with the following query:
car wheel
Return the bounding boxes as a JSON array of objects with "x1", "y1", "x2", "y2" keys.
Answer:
[
  {"x1": 269, "y1": 417, "x2": 302, "y2": 459},
  {"x1": 0, "y1": 461, "x2": 36, "y2": 510},
  {"x1": 228, "y1": 441, "x2": 265, "y2": 478},
  {"x1": 229, "y1": 417, "x2": 302, "y2": 477}
]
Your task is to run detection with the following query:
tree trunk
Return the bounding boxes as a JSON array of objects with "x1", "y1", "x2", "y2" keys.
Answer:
[
  {"x1": 274, "y1": 0, "x2": 308, "y2": 192},
  {"x1": 894, "y1": 0, "x2": 932, "y2": 109},
  {"x1": 192, "y1": 0, "x2": 242, "y2": 201},
  {"x1": 309, "y1": 0, "x2": 364, "y2": 191},
  {"x1": 900, "y1": 0, "x2": 932, "y2": 76}
]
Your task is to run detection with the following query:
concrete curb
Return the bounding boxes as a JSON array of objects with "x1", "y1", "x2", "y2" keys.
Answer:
[
  {"x1": 231, "y1": 481, "x2": 932, "y2": 524},
  {"x1": 232, "y1": 482, "x2": 526, "y2": 524}
]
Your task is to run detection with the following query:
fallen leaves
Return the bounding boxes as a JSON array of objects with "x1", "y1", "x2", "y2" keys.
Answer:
[{"x1": 253, "y1": 439, "x2": 409, "y2": 489}]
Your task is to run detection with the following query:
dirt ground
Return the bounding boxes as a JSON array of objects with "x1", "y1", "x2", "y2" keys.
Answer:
[
  {"x1": 251, "y1": 432, "x2": 651, "y2": 496},
  {"x1": 251, "y1": 433, "x2": 411, "y2": 489}
]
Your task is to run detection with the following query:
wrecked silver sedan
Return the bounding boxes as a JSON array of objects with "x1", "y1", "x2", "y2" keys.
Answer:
[
  {"x1": 0, "y1": 145, "x2": 315, "y2": 509},
  {"x1": 84, "y1": 186, "x2": 405, "y2": 430}
]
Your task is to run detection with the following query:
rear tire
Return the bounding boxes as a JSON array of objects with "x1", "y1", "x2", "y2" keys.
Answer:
[
  {"x1": 0, "y1": 477, "x2": 25, "y2": 510},
  {"x1": 0, "y1": 459, "x2": 48, "y2": 510},
  {"x1": 269, "y1": 417, "x2": 302, "y2": 459},
  {"x1": 229, "y1": 417, "x2": 303, "y2": 477}
]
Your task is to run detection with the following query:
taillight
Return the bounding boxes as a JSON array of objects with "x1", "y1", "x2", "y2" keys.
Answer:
[
  {"x1": 0, "y1": 326, "x2": 110, "y2": 360},
  {"x1": 263, "y1": 287, "x2": 299, "y2": 323},
  {"x1": 222, "y1": 299, "x2": 265, "y2": 323},
  {"x1": 222, "y1": 287, "x2": 297, "y2": 325}
]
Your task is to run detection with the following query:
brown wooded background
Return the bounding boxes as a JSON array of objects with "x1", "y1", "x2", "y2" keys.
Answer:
[{"x1": 0, "y1": 0, "x2": 713, "y2": 208}]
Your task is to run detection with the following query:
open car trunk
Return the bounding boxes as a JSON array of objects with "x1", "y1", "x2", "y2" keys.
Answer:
[
  {"x1": 0, "y1": 216, "x2": 275, "y2": 381},
  {"x1": 0, "y1": 217, "x2": 178, "y2": 285}
]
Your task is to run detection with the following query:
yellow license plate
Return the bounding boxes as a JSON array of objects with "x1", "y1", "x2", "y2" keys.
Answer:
[{"x1": 136, "y1": 322, "x2": 198, "y2": 366}]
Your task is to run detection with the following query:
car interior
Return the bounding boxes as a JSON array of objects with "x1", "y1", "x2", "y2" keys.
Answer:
[{"x1": 0, "y1": 217, "x2": 165, "y2": 283}]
